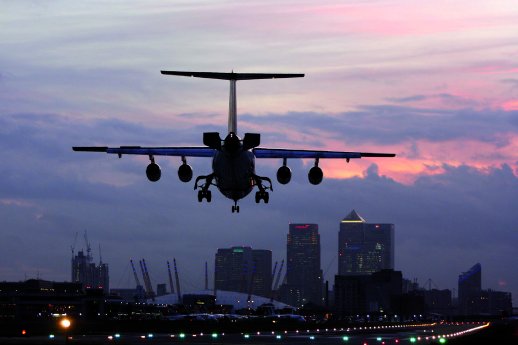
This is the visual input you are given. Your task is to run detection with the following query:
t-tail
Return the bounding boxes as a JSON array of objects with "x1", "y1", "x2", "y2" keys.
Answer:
[{"x1": 160, "y1": 71, "x2": 304, "y2": 135}]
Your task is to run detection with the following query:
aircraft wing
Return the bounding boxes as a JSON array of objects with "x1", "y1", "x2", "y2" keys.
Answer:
[
  {"x1": 253, "y1": 148, "x2": 395, "y2": 160},
  {"x1": 72, "y1": 146, "x2": 215, "y2": 157}
]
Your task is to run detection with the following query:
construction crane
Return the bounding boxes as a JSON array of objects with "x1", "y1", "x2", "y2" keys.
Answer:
[
  {"x1": 130, "y1": 259, "x2": 142, "y2": 288},
  {"x1": 167, "y1": 261, "x2": 175, "y2": 295},
  {"x1": 83, "y1": 230, "x2": 92, "y2": 262},
  {"x1": 173, "y1": 258, "x2": 181, "y2": 302}
]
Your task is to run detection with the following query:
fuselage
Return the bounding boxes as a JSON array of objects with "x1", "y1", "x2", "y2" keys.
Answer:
[{"x1": 212, "y1": 148, "x2": 256, "y2": 202}]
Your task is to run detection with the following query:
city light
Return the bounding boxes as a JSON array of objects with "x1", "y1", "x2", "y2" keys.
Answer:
[{"x1": 60, "y1": 318, "x2": 71, "y2": 329}]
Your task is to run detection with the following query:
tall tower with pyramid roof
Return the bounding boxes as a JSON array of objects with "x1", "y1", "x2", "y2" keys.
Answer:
[{"x1": 338, "y1": 210, "x2": 394, "y2": 275}]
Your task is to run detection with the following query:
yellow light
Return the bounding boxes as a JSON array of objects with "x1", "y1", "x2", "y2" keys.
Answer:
[{"x1": 60, "y1": 318, "x2": 71, "y2": 329}]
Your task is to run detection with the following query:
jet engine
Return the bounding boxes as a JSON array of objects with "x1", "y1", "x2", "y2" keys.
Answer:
[
  {"x1": 276, "y1": 165, "x2": 292, "y2": 184},
  {"x1": 308, "y1": 166, "x2": 323, "y2": 185},
  {"x1": 178, "y1": 163, "x2": 193, "y2": 182},
  {"x1": 146, "y1": 162, "x2": 161, "y2": 182}
]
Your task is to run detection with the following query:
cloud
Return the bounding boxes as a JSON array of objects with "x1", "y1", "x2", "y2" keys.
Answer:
[{"x1": 241, "y1": 105, "x2": 518, "y2": 149}]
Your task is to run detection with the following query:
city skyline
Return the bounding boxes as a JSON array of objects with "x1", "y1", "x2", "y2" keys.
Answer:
[{"x1": 1, "y1": 1, "x2": 517, "y2": 307}]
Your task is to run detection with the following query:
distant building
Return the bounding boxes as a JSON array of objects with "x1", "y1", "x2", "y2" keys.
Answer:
[
  {"x1": 480, "y1": 289, "x2": 512, "y2": 316},
  {"x1": 334, "y1": 269, "x2": 403, "y2": 318},
  {"x1": 214, "y1": 246, "x2": 272, "y2": 298},
  {"x1": 458, "y1": 263, "x2": 482, "y2": 315},
  {"x1": 156, "y1": 283, "x2": 168, "y2": 297},
  {"x1": 338, "y1": 210, "x2": 395, "y2": 276},
  {"x1": 423, "y1": 289, "x2": 453, "y2": 316},
  {"x1": 457, "y1": 263, "x2": 513, "y2": 316},
  {"x1": 284, "y1": 223, "x2": 323, "y2": 307},
  {"x1": 71, "y1": 250, "x2": 109, "y2": 292},
  {"x1": 0, "y1": 279, "x2": 84, "y2": 319}
]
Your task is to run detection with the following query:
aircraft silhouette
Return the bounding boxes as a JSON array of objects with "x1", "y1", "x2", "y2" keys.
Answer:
[{"x1": 73, "y1": 71, "x2": 395, "y2": 212}]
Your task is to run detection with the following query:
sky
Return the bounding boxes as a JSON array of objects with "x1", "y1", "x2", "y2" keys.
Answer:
[{"x1": 1, "y1": 0, "x2": 517, "y2": 304}]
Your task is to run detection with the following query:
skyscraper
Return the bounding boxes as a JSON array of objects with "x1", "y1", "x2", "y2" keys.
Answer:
[
  {"x1": 458, "y1": 263, "x2": 482, "y2": 315},
  {"x1": 285, "y1": 223, "x2": 322, "y2": 306},
  {"x1": 338, "y1": 210, "x2": 394, "y2": 275},
  {"x1": 214, "y1": 246, "x2": 272, "y2": 298}
]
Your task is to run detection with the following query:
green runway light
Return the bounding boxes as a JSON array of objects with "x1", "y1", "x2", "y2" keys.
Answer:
[
  {"x1": 212, "y1": 333, "x2": 218, "y2": 338},
  {"x1": 342, "y1": 336, "x2": 349, "y2": 341},
  {"x1": 439, "y1": 338, "x2": 447, "y2": 344},
  {"x1": 377, "y1": 337, "x2": 382, "y2": 341},
  {"x1": 410, "y1": 337, "x2": 417, "y2": 343},
  {"x1": 179, "y1": 333, "x2": 186, "y2": 338},
  {"x1": 244, "y1": 334, "x2": 250, "y2": 339}
]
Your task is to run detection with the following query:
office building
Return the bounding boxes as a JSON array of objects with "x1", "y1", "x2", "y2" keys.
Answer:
[
  {"x1": 458, "y1": 263, "x2": 482, "y2": 315},
  {"x1": 338, "y1": 210, "x2": 394, "y2": 275},
  {"x1": 334, "y1": 269, "x2": 403, "y2": 317},
  {"x1": 284, "y1": 223, "x2": 323, "y2": 306},
  {"x1": 214, "y1": 246, "x2": 272, "y2": 298}
]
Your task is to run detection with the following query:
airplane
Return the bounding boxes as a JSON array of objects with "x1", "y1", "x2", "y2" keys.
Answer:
[{"x1": 73, "y1": 71, "x2": 395, "y2": 213}]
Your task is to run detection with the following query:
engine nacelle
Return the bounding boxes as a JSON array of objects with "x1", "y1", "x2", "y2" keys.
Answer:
[
  {"x1": 178, "y1": 163, "x2": 193, "y2": 183},
  {"x1": 308, "y1": 166, "x2": 323, "y2": 185},
  {"x1": 146, "y1": 163, "x2": 161, "y2": 182},
  {"x1": 276, "y1": 165, "x2": 292, "y2": 184}
]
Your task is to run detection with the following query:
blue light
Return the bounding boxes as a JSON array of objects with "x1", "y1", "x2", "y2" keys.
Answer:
[
  {"x1": 310, "y1": 336, "x2": 316, "y2": 340},
  {"x1": 276, "y1": 335, "x2": 282, "y2": 339}
]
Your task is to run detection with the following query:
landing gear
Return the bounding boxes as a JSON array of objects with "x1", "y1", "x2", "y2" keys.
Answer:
[
  {"x1": 194, "y1": 174, "x2": 215, "y2": 203},
  {"x1": 252, "y1": 174, "x2": 272, "y2": 204},
  {"x1": 197, "y1": 190, "x2": 212, "y2": 202},
  {"x1": 232, "y1": 205, "x2": 240, "y2": 213},
  {"x1": 255, "y1": 191, "x2": 269, "y2": 204}
]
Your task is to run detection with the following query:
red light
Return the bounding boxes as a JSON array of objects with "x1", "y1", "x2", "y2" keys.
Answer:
[
  {"x1": 295, "y1": 225, "x2": 310, "y2": 229},
  {"x1": 21, "y1": 330, "x2": 27, "y2": 335},
  {"x1": 395, "y1": 340, "x2": 399, "y2": 343}
]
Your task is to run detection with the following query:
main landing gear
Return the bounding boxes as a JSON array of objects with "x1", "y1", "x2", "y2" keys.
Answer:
[
  {"x1": 252, "y1": 174, "x2": 272, "y2": 204},
  {"x1": 194, "y1": 174, "x2": 215, "y2": 203}
]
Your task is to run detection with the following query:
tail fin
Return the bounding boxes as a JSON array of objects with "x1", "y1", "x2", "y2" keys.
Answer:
[{"x1": 161, "y1": 71, "x2": 304, "y2": 134}]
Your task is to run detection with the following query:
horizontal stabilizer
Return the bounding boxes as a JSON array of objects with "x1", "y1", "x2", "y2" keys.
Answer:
[{"x1": 161, "y1": 71, "x2": 304, "y2": 80}]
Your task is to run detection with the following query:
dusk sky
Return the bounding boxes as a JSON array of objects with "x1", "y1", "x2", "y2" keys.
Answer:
[{"x1": 1, "y1": 1, "x2": 517, "y2": 304}]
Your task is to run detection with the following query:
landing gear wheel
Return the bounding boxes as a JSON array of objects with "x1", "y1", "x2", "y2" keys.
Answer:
[
  {"x1": 197, "y1": 191, "x2": 203, "y2": 202},
  {"x1": 264, "y1": 192, "x2": 269, "y2": 204},
  {"x1": 255, "y1": 192, "x2": 261, "y2": 203},
  {"x1": 206, "y1": 190, "x2": 212, "y2": 203},
  {"x1": 232, "y1": 205, "x2": 240, "y2": 213}
]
